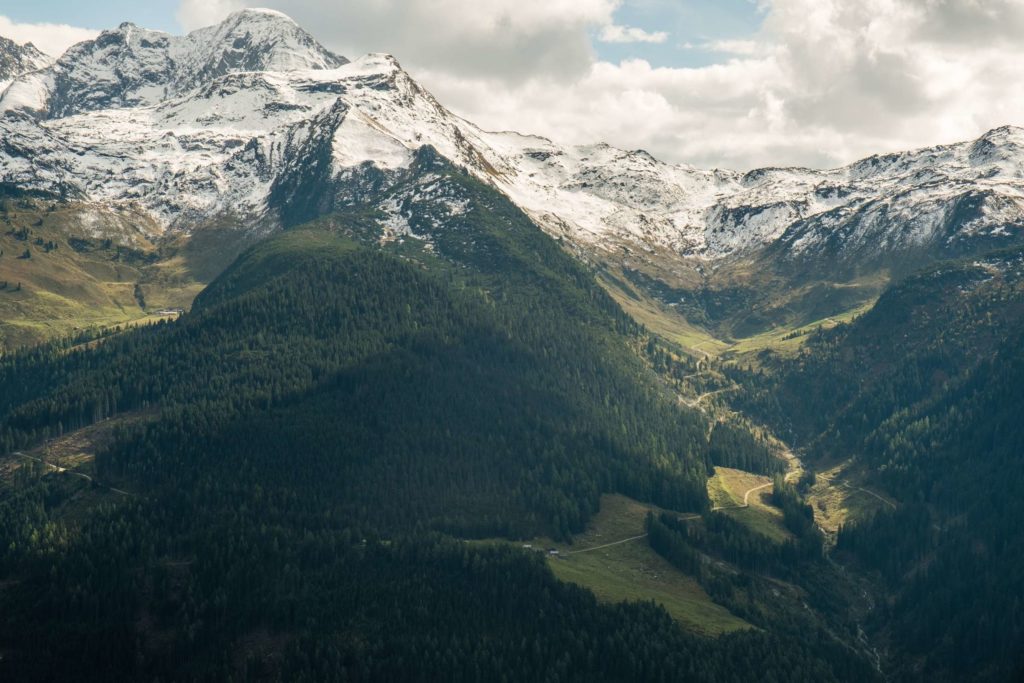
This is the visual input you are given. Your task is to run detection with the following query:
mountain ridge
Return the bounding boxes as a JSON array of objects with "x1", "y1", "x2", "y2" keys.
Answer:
[
  {"x1": 0, "y1": 35, "x2": 51, "y2": 94},
  {"x1": 0, "y1": 9, "x2": 347, "y2": 119},
  {"x1": 0, "y1": 10, "x2": 1021, "y2": 273}
]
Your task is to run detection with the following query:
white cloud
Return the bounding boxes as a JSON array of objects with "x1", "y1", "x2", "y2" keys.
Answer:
[
  {"x1": 416, "y1": 0, "x2": 1024, "y2": 169},
  {"x1": 176, "y1": 0, "x2": 245, "y2": 33},
  {"x1": 177, "y1": 0, "x2": 618, "y2": 82},
  {"x1": 0, "y1": 15, "x2": 98, "y2": 57},
  {"x1": 6, "y1": 1, "x2": 1024, "y2": 171},
  {"x1": 599, "y1": 24, "x2": 669, "y2": 44},
  {"x1": 745, "y1": 0, "x2": 1024, "y2": 161},
  {"x1": 170, "y1": 1, "x2": 1024, "y2": 168},
  {"x1": 699, "y1": 39, "x2": 761, "y2": 56}
]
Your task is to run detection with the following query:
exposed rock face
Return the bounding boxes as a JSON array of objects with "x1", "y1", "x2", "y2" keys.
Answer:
[{"x1": 0, "y1": 35, "x2": 51, "y2": 92}]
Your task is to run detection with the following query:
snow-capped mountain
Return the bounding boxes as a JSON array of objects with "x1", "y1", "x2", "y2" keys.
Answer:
[
  {"x1": 0, "y1": 8, "x2": 1022, "y2": 267},
  {"x1": 1, "y1": 8, "x2": 346, "y2": 119},
  {"x1": 486, "y1": 125, "x2": 1024, "y2": 267},
  {"x1": 0, "y1": 35, "x2": 51, "y2": 94}
]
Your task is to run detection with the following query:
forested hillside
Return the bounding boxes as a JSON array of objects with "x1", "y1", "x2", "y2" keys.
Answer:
[
  {"x1": 731, "y1": 247, "x2": 1024, "y2": 681},
  {"x1": 0, "y1": 159, "x2": 876, "y2": 680},
  {"x1": 0, "y1": 154, "x2": 715, "y2": 535}
]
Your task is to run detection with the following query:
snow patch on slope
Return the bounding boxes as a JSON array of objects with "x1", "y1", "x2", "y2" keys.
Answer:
[{"x1": 332, "y1": 110, "x2": 412, "y2": 171}]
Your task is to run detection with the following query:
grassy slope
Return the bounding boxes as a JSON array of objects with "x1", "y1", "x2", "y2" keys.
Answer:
[
  {"x1": 707, "y1": 467, "x2": 794, "y2": 543},
  {"x1": 803, "y1": 457, "x2": 898, "y2": 537},
  {"x1": 536, "y1": 494, "x2": 751, "y2": 635},
  {"x1": 597, "y1": 258, "x2": 881, "y2": 363},
  {"x1": 537, "y1": 481, "x2": 872, "y2": 650},
  {"x1": 0, "y1": 231, "x2": 145, "y2": 349},
  {"x1": 0, "y1": 200, "x2": 251, "y2": 351},
  {"x1": 723, "y1": 300, "x2": 875, "y2": 359}
]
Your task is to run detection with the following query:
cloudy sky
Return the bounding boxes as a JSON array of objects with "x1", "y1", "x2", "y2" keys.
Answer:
[{"x1": 2, "y1": 0, "x2": 1023, "y2": 170}]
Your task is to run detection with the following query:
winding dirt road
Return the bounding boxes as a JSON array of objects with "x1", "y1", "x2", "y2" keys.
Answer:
[
  {"x1": 841, "y1": 481, "x2": 896, "y2": 510},
  {"x1": 565, "y1": 534, "x2": 650, "y2": 555},
  {"x1": 681, "y1": 386, "x2": 738, "y2": 410},
  {"x1": 709, "y1": 480, "x2": 774, "y2": 513}
]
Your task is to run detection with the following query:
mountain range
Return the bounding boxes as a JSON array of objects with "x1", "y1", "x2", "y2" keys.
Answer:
[{"x1": 1, "y1": 8, "x2": 1022, "y2": 270}]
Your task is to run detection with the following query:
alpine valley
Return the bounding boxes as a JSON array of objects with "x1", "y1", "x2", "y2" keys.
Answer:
[{"x1": 0, "y1": 9, "x2": 1022, "y2": 683}]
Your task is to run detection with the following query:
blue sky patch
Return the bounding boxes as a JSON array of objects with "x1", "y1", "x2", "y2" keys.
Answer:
[{"x1": 595, "y1": 0, "x2": 765, "y2": 68}]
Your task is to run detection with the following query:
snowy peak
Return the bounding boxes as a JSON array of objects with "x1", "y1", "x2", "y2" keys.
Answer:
[
  {"x1": 183, "y1": 8, "x2": 348, "y2": 89},
  {"x1": 0, "y1": 47, "x2": 500, "y2": 232},
  {"x1": 0, "y1": 35, "x2": 51, "y2": 86},
  {"x1": 0, "y1": 8, "x2": 348, "y2": 118},
  {"x1": 44, "y1": 23, "x2": 180, "y2": 117},
  {"x1": 967, "y1": 125, "x2": 1024, "y2": 171}
]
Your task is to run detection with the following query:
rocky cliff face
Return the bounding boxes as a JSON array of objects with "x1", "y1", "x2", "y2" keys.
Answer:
[{"x1": 0, "y1": 35, "x2": 50, "y2": 92}]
